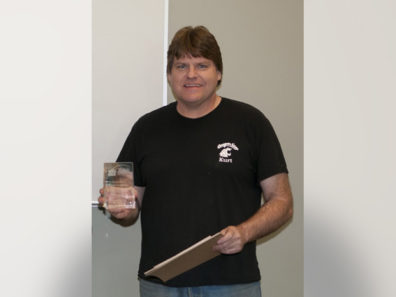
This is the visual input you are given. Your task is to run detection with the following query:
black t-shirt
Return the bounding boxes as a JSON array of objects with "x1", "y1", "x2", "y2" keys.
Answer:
[{"x1": 117, "y1": 98, "x2": 288, "y2": 287}]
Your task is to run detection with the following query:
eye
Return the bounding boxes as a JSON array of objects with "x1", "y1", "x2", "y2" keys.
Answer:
[
  {"x1": 198, "y1": 64, "x2": 208, "y2": 69},
  {"x1": 175, "y1": 64, "x2": 187, "y2": 70}
]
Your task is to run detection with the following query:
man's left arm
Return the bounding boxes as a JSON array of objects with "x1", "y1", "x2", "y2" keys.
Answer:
[{"x1": 214, "y1": 172, "x2": 293, "y2": 254}]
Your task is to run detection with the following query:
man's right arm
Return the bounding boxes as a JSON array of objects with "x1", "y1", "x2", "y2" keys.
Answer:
[{"x1": 98, "y1": 186, "x2": 145, "y2": 226}]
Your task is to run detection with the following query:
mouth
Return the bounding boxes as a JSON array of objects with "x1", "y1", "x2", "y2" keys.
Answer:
[{"x1": 183, "y1": 83, "x2": 202, "y2": 88}]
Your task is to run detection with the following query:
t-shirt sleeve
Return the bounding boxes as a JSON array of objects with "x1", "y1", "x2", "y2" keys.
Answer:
[
  {"x1": 116, "y1": 121, "x2": 145, "y2": 187},
  {"x1": 255, "y1": 113, "x2": 288, "y2": 182}
]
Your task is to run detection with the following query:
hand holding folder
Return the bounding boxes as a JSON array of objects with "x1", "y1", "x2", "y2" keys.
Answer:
[{"x1": 144, "y1": 232, "x2": 223, "y2": 282}]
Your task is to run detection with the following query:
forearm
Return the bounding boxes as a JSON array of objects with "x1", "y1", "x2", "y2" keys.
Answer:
[
  {"x1": 238, "y1": 195, "x2": 293, "y2": 243},
  {"x1": 215, "y1": 173, "x2": 293, "y2": 254},
  {"x1": 239, "y1": 173, "x2": 293, "y2": 243}
]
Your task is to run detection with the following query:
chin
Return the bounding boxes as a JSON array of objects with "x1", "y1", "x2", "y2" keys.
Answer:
[{"x1": 179, "y1": 96, "x2": 202, "y2": 103}]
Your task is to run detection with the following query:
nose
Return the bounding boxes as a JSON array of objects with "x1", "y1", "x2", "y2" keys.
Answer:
[{"x1": 186, "y1": 66, "x2": 197, "y2": 79}]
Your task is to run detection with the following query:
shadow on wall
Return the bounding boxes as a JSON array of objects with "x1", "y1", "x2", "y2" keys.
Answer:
[
  {"x1": 51, "y1": 232, "x2": 91, "y2": 297},
  {"x1": 304, "y1": 214, "x2": 372, "y2": 297},
  {"x1": 92, "y1": 208, "x2": 141, "y2": 297}
]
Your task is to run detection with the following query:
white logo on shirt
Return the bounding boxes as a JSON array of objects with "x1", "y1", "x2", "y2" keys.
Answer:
[{"x1": 217, "y1": 142, "x2": 239, "y2": 163}]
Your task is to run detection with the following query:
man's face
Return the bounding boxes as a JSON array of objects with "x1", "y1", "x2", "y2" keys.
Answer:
[{"x1": 167, "y1": 55, "x2": 221, "y2": 107}]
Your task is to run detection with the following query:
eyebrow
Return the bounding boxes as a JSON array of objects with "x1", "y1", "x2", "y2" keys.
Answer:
[{"x1": 174, "y1": 60, "x2": 212, "y2": 65}]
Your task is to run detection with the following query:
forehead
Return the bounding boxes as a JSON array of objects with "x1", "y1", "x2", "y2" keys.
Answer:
[{"x1": 173, "y1": 55, "x2": 213, "y2": 64}]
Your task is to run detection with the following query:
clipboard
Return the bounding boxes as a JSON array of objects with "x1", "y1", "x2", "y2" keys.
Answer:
[{"x1": 144, "y1": 232, "x2": 223, "y2": 282}]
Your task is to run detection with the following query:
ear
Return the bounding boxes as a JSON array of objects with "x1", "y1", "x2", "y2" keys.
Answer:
[
  {"x1": 217, "y1": 71, "x2": 222, "y2": 82},
  {"x1": 167, "y1": 72, "x2": 171, "y2": 84}
]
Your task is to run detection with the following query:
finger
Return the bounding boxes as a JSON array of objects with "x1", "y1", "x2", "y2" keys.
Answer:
[
  {"x1": 107, "y1": 205, "x2": 124, "y2": 213},
  {"x1": 218, "y1": 239, "x2": 244, "y2": 254},
  {"x1": 108, "y1": 208, "x2": 126, "y2": 218},
  {"x1": 214, "y1": 237, "x2": 233, "y2": 251},
  {"x1": 132, "y1": 187, "x2": 138, "y2": 198},
  {"x1": 214, "y1": 242, "x2": 239, "y2": 254},
  {"x1": 111, "y1": 208, "x2": 136, "y2": 220},
  {"x1": 108, "y1": 204, "x2": 134, "y2": 215},
  {"x1": 215, "y1": 228, "x2": 245, "y2": 253},
  {"x1": 217, "y1": 227, "x2": 235, "y2": 244}
]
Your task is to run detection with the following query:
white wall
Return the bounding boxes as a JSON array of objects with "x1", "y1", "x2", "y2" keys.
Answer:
[
  {"x1": 305, "y1": 1, "x2": 396, "y2": 296},
  {"x1": 1, "y1": 2, "x2": 92, "y2": 297}
]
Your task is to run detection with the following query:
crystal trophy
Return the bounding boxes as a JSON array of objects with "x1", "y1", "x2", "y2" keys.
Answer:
[{"x1": 103, "y1": 162, "x2": 135, "y2": 210}]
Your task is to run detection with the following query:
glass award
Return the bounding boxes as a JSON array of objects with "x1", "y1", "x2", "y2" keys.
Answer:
[{"x1": 103, "y1": 162, "x2": 135, "y2": 210}]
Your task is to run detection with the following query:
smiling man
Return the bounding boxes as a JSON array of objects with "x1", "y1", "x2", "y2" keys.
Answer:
[
  {"x1": 99, "y1": 26, "x2": 293, "y2": 297},
  {"x1": 166, "y1": 27, "x2": 223, "y2": 119}
]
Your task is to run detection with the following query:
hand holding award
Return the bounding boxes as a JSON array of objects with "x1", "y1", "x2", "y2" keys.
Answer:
[{"x1": 103, "y1": 162, "x2": 136, "y2": 216}]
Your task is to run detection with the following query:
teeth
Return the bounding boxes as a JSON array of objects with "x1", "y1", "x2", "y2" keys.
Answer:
[{"x1": 185, "y1": 84, "x2": 200, "y2": 87}]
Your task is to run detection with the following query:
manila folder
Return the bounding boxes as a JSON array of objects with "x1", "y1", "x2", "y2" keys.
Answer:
[{"x1": 144, "y1": 232, "x2": 223, "y2": 282}]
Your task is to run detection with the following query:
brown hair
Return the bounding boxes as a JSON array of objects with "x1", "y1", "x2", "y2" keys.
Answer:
[{"x1": 167, "y1": 26, "x2": 223, "y2": 85}]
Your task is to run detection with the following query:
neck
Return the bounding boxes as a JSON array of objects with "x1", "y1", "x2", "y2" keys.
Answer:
[{"x1": 176, "y1": 95, "x2": 221, "y2": 119}]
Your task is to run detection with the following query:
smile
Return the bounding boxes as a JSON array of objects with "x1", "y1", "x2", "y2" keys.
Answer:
[{"x1": 184, "y1": 84, "x2": 202, "y2": 87}]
